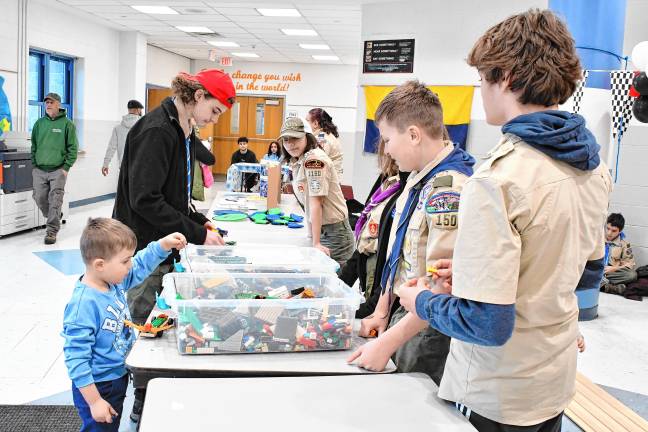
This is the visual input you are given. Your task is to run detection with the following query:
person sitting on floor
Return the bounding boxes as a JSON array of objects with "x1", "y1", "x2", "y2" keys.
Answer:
[{"x1": 601, "y1": 213, "x2": 637, "y2": 295}]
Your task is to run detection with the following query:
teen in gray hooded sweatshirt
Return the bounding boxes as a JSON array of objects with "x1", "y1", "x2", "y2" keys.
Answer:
[{"x1": 101, "y1": 100, "x2": 143, "y2": 176}]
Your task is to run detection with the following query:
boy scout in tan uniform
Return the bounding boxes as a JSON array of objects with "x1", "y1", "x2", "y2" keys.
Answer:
[
  {"x1": 285, "y1": 119, "x2": 354, "y2": 266},
  {"x1": 347, "y1": 81, "x2": 475, "y2": 384},
  {"x1": 386, "y1": 142, "x2": 469, "y2": 384},
  {"x1": 395, "y1": 11, "x2": 613, "y2": 431}
]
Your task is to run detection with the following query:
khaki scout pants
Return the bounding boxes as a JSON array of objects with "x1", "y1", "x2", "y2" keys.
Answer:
[
  {"x1": 32, "y1": 167, "x2": 67, "y2": 235},
  {"x1": 389, "y1": 305, "x2": 450, "y2": 386},
  {"x1": 320, "y1": 219, "x2": 354, "y2": 268},
  {"x1": 127, "y1": 263, "x2": 174, "y2": 324}
]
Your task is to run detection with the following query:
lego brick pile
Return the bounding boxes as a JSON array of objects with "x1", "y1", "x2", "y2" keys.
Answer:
[{"x1": 174, "y1": 275, "x2": 355, "y2": 354}]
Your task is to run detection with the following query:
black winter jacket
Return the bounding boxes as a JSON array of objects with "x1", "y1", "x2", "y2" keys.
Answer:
[{"x1": 113, "y1": 97, "x2": 209, "y2": 264}]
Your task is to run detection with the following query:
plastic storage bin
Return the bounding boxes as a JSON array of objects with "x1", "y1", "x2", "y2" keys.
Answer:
[
  {"x1": 163, "y1": 272, "x2": 362, "y2": 354},
  {"x1": 180, "y1": 244, "x2": 340, "y2": 274}
]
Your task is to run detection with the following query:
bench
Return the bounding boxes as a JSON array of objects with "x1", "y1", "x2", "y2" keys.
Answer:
[{"x1": 566, "y1": 372, "x2": 648, "y2": 432}]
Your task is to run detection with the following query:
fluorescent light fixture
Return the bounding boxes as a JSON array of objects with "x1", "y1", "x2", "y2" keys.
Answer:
[
  {"x1": 312, "y1": 55, "x2": 339, "y2": 61},
  {"x1": 131, "y1": 5, "x2": 178, "y2": 14},
  {"x1": 257, "y1": 8, "x2": 301, "y2": 17},
  {"x1": 208, "y1": 41, "x2": 239, "y2": 47},
  {"x1": 176, "y1": 26, "x2": 214, "y2": 33},
  {"x1": 232, "y1": 52, "x2": 259, "y2": 58},
  {"x1": 281, "y1": 28, "x2": 317, "y2": 36},
  {"x1": 299, "y1": 43, "x2": 330, "y2": 50}
]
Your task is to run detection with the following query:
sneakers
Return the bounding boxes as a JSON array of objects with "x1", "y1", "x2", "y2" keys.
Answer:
[
  {"x1": 44, "y1": 232, "x2": 57, "y2": 245},
  {"x1": 601, "y1": 283, "x2": 626, "y2": 295},
  {"x1": 130, "y1": 396, "x2": 143, "y2": 423}
]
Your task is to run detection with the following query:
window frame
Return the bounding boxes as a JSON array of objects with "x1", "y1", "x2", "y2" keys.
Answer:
[{"x1": 28, "y1": 49, "x2": 74, "y2": 131}]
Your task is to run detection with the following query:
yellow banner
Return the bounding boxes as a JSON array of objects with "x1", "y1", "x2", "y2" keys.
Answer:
[{"x1": 364, "y1": 85, "x2": 474, "y2": 125}]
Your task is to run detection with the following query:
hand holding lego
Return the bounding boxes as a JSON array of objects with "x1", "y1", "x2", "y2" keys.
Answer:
[
  {"x1": 358, "y1": 313, "x2": 388, "y2": 337},
  {"x1": 204, "y1": 222, "x2": 225, "y2": 245},
  {"x1": 346, "y1": 338, "x2": 392, "y2": 372},
  {"x1": 89, "y1": 398, "x2": 117, "y2": 423},
  {"x1": 431, "y1": 258, "x2": 453, "y2": 292},
  {"x1": 577, "y1": 334, "x2": 586, "y2": 353},
  {"x1": 160, "y1": 232, "x2": 187, "y2": 251}
]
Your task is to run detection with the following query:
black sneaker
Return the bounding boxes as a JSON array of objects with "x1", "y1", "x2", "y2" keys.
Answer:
[
  {"x1": 130, "y1": 396, "x2": 143, "y2": 423},
  {"x1": 44, "y1": 232, "x2": 57, "y2": 245}
]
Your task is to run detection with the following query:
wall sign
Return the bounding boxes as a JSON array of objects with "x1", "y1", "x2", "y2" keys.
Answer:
[{"x1": 363, "y1": 39, "x2": 415, "y2": 73}]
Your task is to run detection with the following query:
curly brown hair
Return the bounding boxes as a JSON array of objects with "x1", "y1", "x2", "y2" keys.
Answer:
[
  {"x1": 171, "y1": 74, "x2": 213, "y2": 105},
  {"x1": 467, "y1": 9, "x2": 581, "y2": 106}
]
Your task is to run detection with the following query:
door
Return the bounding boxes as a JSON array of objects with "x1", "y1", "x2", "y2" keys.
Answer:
[
  {"x1": 212, "y1": 95, "x2": 285, "y2": 174},
  {"x1": 147, "y1": 87, "x2": 173, "y2": 111}
]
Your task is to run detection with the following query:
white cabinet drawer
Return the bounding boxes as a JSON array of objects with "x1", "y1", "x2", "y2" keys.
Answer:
[
  {"x1": 0, "y1": 211, "x2": 35, "y2": 235},
  {"x1": 0, "y1": 191, "x2": 34, "y2": 217}
]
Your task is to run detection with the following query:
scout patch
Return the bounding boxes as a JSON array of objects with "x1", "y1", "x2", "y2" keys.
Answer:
[
  {"x1": 306, "y1": 169, "x2": 322, "y2": 177},
  {"x1": 368, "y1": 220, "x2": 379, "y2": 237},
  {"x1": 297, "y1": 183, "x2": 305, "y2": 194},
  {"x1": 304, "y1": 159, "x2": 325, "y2": 169},
  {"x1": 426, "y1": 191, "x2": 460, "y2": 214},
  {"x1": 309, "y1": 179, "x2": 322, "y2": 193},
  {"x1": 426, "y1": 191, "x2": 460, "y2": 230}
]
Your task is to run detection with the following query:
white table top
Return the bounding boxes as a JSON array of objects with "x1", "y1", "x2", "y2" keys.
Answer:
[
  {"x1": 139, "y1": 373, "x2": 476, "y2": 432},
  {"x1": 208, "y1": 191, "x2": 311, "y2": 247}
]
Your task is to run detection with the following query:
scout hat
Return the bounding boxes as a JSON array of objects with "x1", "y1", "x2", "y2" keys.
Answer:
[{"x1": 279, "y1": 117, "x2": 306, "y2": 139}]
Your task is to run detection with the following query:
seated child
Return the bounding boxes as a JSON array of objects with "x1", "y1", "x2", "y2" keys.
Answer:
[
  {"x1": 62, "y1": 217, "x2": 186, "y2": 430},
  {"x1": 601, "y1": 213, "x2": 637, "y2": 295}
]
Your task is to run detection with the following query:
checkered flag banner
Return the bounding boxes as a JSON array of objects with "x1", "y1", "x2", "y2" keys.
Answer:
[
  {"x1": 572, "y1": 70, "x2": 589, "y2": 114},
  {"x1": 610, "y1": 70, "x2": 635, "y2": 141}
]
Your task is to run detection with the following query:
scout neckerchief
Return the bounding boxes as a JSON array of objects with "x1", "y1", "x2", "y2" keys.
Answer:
[{"x1": 354, "y1": 179, "x2": 401, "y2": 239}]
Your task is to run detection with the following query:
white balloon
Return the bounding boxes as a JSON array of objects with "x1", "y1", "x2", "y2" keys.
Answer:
[{"x1": 631, "y1": 41, "x2": 648, "y2": 70}]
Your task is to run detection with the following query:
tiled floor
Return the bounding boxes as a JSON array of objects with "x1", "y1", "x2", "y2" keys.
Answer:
[{"x1": 1, "y1": 184, "x2": 647, "y2": 431}]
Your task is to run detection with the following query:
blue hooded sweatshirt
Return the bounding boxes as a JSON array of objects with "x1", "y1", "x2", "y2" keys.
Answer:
[
  {"x1": 415, "y1": 110, "x2": 603, "y2": 347},
  {"x1": 501, "y1": 110, "x2": 600, "y2": 171},
  {"x1": 62, "y1": 241, "x2": 169, "y2": 388}
]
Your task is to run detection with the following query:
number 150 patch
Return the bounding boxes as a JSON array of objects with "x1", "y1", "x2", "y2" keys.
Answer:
[{"x1": 426, "y1": 191, "x2": 460, "y2": 230}]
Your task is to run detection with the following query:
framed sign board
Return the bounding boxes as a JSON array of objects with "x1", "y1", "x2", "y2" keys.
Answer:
[{"x1": 363, "y1": 39, "x2": 415, "y2": 73}]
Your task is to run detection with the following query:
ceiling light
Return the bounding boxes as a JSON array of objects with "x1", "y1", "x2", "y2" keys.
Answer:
[
  {"x1": 312, "y1": 55, "x2": 339, "y2": 61},
  {"x1": 299, "y1": 43, "x2": 330, "y2": 50},
  {"x1": 208, "y1": 41, "x2": 239, "y2": 47},
  {"x1": 232, "y1": 52, "x2": 259, "y2": 58},
  {"x1": 257, "y1": 8, "x2": 301, "y2": 17},
  {"x1": 176, "y1": 26, "x2": 214, "y2": 33},
  {"x1": 131, "y1": 5, "x2": 178, "y2": 15},
  {"x1": 281, "y1": 29, "x2": 317, "y2": 36}
]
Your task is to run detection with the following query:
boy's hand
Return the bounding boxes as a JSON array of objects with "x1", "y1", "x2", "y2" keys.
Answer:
[
  {"x1": 359, "y1": 314, "x2": 388, "y2": 337},
  {"x1": 160, "y1": 233, "x2": 187, "y2": 251},
  {"x1": 398, "y1": 278, "x2": 429, "y2": 315},
  {"x1": 346, "y1": 339, "x2": 392, "y2": 372},
  {"x1": 577, "y1": 335, "x2": 586, "y2": 353},
  {"x1": 604, "y1": 266, "x2": 619, "y2": 275},
  {"x1": 89, "y1": 398, "x2": 117, "y2": 423},
  {"x1": 432, "y1": 258, "x2": 453, "y2": 292}
]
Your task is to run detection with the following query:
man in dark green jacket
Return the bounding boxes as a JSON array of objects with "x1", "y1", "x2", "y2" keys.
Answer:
[{"x1": 31, "y1": 92, "x2": 78, "y2": 244}]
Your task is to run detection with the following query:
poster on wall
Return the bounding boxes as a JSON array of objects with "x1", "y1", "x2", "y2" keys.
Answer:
[
  {"x1": 0, "y1": 75, "x2": 12, "y2": 133},
  {"x1": 363, "y1": 39, "x2": 415, "y2": 74}
]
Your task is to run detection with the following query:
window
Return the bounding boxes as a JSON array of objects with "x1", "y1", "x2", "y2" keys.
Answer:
[{"x1": 28, "y1": 50, "x2": 74, "y2": 131}]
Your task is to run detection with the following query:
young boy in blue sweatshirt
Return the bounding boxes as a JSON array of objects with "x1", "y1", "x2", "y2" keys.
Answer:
[
  {"x1": 62, "y1": 218, "x2": 186, "y2": 430},
  {"x1": 396, "y1": 10, "x2": 612, "y2": 431}
]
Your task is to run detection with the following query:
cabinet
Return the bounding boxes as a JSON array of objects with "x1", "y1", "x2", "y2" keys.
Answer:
[{"x1": 0, "y1": 190, "x2": 69, "y2": 237}]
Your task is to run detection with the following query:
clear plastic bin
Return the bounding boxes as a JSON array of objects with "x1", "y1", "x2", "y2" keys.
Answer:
[
  {"x1": 162, "y1": 272, "x2": 363, "y2": 355},
  {"x1": 180, "y1": 244, "x2": 340, "y2": 274}
]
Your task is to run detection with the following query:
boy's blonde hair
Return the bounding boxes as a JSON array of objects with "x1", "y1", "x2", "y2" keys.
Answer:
[
  {"x1": 80, "y1": 218, "x2": 137, "y2": 264},
  {"x1": 375, "y1": 80, "x2": 445, "y2": 140},
  {"x1": 467, "y1": 9, "x2": 581, "y2": 106}
]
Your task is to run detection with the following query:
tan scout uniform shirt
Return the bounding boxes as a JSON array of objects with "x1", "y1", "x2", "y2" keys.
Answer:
[
  {"x1": 607, "y1": 236, "x2": 635, "y2": 269},
  {"x1": 317, "y1": 131, "x2": 344, "y2": 180},
  {"x1": 356, "y1": 175, "x2": 399, "y2": 255},
  {"x1": 291, "y1": 147, "x2": 347, "y2": 226},
  {"x1": 387, "y1": 143, "x2": 468, "y2": 296},
  {"x1": 439, "y1": 134, "x2": 612, "y2": 426}
]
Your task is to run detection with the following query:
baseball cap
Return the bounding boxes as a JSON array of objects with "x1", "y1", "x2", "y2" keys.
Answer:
[
  {"x1": 279, "y1": 117, "x2": 306, "y2": 139},
  {"x1": 178, "y1": 69, "x2": 236, "y2": 109},
  {"x1": 127, "y1": 99, "x2": 144, "y2": 109},
  {"x1": 44, "y1": 93, "x2": 61, "y2": 103}
]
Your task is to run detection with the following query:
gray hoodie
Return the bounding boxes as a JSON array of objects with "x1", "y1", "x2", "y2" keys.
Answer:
[{"x1": 102, "y1": 113, "x2": 140, "y2": 168}]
